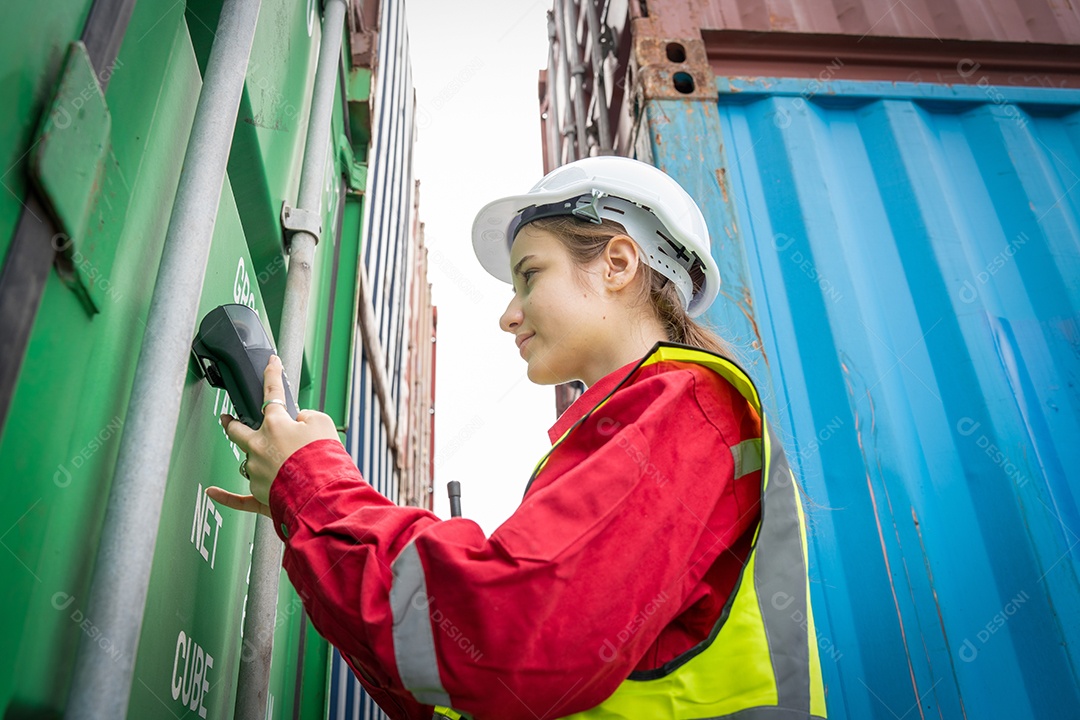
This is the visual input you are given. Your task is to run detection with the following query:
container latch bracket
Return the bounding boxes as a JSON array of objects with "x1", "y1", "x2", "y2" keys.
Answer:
[
  {"x1": 30, "y1": 40, "x2": 116, "y2": 316},
  {"x1": 280, "y1": 203, "x2": 322, "y2": 247}
]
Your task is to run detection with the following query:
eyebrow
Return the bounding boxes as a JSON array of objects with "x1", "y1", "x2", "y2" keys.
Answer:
[{"x1": 512, "y1": 255, "x2": 536, "y2": 277}]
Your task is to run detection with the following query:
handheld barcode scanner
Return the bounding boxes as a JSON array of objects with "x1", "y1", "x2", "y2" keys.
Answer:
[{"x1": 191, "y1": 304, "x2": 299, "y2": 429}]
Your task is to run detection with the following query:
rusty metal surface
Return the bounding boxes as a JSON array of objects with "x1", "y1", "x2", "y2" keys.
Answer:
[
  {"x1": 538, "y1": 0, "x2": 1080, "y2": 169},
  {"x1": 701, "y1": 29, "x2": 1080, "y2": 88},
  {"x1": 632, "y1": 34, "x2": 717, "y2": 100},
  {"x1": 697, "y1": 0, "x2": 1080, "y2": 44},
  {"x1": 348, "y1": 0, "x2": 380, "y2": 68}
]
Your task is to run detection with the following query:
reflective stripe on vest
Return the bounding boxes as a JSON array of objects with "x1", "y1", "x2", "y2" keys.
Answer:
[
  {"x1": 560, "y1": 343, "x2": 827, "y2": 719},
  {"x1": 390, "y1": 342, "x2": 825, "y2": 719}
]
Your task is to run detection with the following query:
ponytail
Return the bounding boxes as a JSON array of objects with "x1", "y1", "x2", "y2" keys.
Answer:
[{"x1": 646, "y1": 270, "x2": 735, "y2": 357}]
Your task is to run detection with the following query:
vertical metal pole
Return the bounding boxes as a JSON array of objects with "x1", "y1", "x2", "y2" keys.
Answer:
[
  {"x1": 63, "y1": 0, "x2": 263, "y2": 717},
  {"x1": 582, "y1": 0, "x2": 612, "y2": 153},
  {"x1": 545, "y1": 11, "x2": 563, "y2": 169},
  {"x1": 551, "y1": 0, "x2": 577, "y2": 160},
  {"x1": 562, "y1": 0, "x2": 591, "y2": 158},
  {"x1": 233, "y1": 1, "x2": 347, "y2": 718}
]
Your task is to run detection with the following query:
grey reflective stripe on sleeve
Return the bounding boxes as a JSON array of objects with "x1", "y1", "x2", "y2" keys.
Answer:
[
  {"x1": 730, "y1": 438, "x2": 763, "y2": 478},
  {"x1": 390, "y1": 541, "x2": 452, "y2": 707},
  {"x1": 753, "y1": 423, "x2": 811, "y2": 712}
]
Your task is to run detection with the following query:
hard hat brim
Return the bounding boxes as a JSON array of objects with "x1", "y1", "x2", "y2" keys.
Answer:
[{"x1": 471, "y1": 189, "x2": 571, "y2": 284}]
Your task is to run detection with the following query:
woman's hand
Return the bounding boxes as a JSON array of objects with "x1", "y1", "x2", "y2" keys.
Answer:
[{"x1": 205, "y1": 354, "x2": 340, "y2": 518}]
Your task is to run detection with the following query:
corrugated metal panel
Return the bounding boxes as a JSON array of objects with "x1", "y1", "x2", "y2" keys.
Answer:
[
  {"x1": 362, "y1": 0, "x2": 418, "y2": 433},
  {"x1": 357, "y1": 0, "x2": 412, "y2": 472},
  {"x1": 643, "y1": 76, "x2": 1080, "y2": 719},
  {"x1": 332, "y1": 0, "x2": 425, "y2": 714},
  {"x1": 697, "y1": 0, "x2": 1080, "y2": 44}
]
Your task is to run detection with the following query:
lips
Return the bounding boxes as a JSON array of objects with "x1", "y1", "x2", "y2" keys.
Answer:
[{"x1": 516, "y1": 333, "x2": 534, "y2": 354}]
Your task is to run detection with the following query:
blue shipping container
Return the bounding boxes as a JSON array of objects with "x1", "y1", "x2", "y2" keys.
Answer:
[{"x1": 640, "y1": 77, "x2": 1080, "y2": 718}]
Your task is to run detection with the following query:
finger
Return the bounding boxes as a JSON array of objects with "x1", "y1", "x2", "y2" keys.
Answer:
[
  {"x1": 262, "y1": 354, "x2": 288, "y2": 415},
  {"x1": 297, "y1": 409, "x2": 339, "y2": 435},
  {"x1": 220, "y1": 413, "x2": 254, "y2": 452},
  {"x1": 205, "y1": 486, "x2": 271, "y2": 518}
]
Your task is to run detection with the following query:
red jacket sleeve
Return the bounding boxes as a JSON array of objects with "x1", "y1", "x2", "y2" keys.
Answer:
[{"x1": 269, "y1": 365, "x2": 758, "y2": 720}]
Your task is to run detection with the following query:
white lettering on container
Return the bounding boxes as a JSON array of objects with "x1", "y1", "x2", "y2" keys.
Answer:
[
  {"x1": 190, "y1": 483, "x2": 223, "y2": 569},
  {"x1": 171, "y1": 629, "x2": 214, "y2": 718}
]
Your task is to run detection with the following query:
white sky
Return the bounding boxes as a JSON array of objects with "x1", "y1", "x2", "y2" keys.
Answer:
[{"x1": 404, "y1": 0, "x2": 556, "y2": 534}]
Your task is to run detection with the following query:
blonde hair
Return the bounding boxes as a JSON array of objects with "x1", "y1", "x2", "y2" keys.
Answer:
[{"x1": 526, "y1": 215, "x2": 735, "y2": 358}]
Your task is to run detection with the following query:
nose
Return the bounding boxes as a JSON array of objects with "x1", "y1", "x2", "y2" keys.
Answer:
[{"x1": 500, "y1": 295, "x2": 522, "y2": 334}]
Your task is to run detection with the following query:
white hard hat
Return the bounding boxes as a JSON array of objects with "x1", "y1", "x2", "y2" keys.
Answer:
[{"x1": 471, "y1": 156, "x2": 720, "y2": 317}]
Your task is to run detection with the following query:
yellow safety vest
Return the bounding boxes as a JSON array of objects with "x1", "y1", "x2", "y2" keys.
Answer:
[{"x1": 436, "y1": 343, "x2": 827, "y2": 720}]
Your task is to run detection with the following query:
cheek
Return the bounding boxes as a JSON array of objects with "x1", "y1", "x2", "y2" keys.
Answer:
[
  {"x1": 522, "y1": 289, "x2": 550, "y2": 321},
  {"x1": 526, "y1": 272, "x2": 586, "y2": 332}
]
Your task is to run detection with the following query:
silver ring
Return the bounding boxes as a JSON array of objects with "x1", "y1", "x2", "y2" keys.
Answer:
[
  {"x1": 239, "y1": 458, "x2": 250, "y2": 479},
  {"x1": 261, "y1": 398, "x2": 287, "y2": 413}
]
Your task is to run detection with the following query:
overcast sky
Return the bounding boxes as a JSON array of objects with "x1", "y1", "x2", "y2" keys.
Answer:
[{"x1": 403, "y1": 0, "x2": 556, "y2": 534}]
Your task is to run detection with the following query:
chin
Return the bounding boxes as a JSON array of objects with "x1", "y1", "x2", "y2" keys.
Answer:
[
  {"x1": 526, "y1": 361, "x2": 572, "y2": 386},
  {"x1": 526, "y1": 365, "x2": 557, "y2": 385}
]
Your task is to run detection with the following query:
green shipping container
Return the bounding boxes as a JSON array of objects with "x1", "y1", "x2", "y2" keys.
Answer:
[{"x1": 0, "y1": 0, "x2": 432, "y2": 718}]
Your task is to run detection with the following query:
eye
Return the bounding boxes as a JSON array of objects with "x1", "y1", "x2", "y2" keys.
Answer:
[{"x1": 518, "y1": 267, "x2": 540, "y2": 287}]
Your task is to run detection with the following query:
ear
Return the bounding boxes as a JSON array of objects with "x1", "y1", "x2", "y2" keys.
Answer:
[{"x1": 601, "y1": 235, "x2": 643, "y2": 293}]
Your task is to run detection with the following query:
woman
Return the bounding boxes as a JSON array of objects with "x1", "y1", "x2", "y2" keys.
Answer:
[{"x1": 208, "y1": 157, "x2": 826, "y2": 719}]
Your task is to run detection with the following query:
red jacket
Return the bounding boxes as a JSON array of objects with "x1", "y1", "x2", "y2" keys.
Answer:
[{"x1": 269, "y1": 353, "x2": 763, "y2": 719}]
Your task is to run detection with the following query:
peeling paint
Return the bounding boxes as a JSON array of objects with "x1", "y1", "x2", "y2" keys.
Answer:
[
  {"x1": 740, "y1": 285, "x2": 766, "y2": 365},
  {"x1": 716, "y1": 167, "x2": 729, "y2": 204}
]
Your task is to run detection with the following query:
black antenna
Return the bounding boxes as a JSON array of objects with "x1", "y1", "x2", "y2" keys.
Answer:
[{"x1": 447, "y1": 481, "x2": 462, "y2": 518}]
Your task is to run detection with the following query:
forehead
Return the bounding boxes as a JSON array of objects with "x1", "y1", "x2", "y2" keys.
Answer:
[{"x1": 509, "y1": 223, "x2": 562, "y2": 263}]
